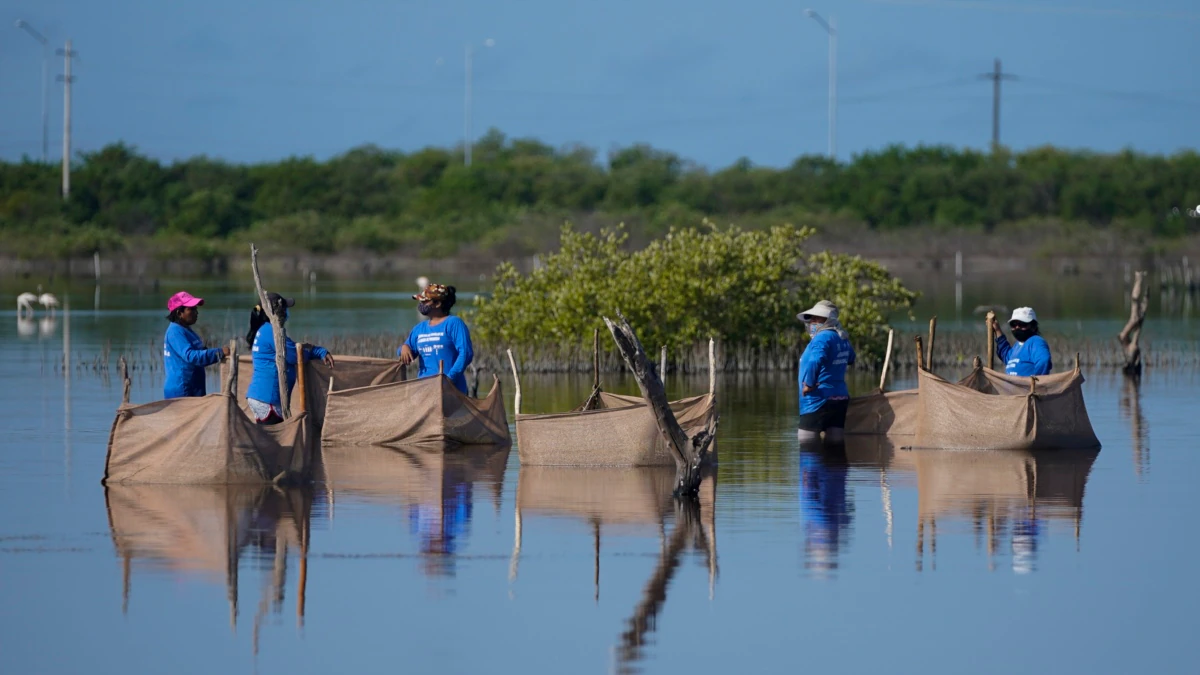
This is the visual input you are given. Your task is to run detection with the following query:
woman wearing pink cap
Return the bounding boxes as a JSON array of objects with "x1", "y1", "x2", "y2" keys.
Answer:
[{"x1": 162, "y1": 291, "x2": 229, "y2": 399}]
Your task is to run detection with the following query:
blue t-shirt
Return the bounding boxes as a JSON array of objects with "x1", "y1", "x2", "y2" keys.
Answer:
[
  {"x1": 247, "y1": 322, "x2": 329, "y2": 407},
  {"x1": 163, "y1": 322, "x2": 223, "y2": 399},
  {"x1": 798, "y1": 329, "x2": 856, "y2": 415},
  {"x1": 995, "y1": 334, "x2": 1052, "y2": 376},
  {"x1": 400, "y1": 316, "x2": 474, "y2": 394}
]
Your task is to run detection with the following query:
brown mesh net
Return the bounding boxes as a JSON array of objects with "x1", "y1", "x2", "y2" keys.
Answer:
[
  {"x1": 515, "y1": 392, "x2": 717, "y2": 467},
  {"x1": 319, "y1": 374, "x2": 510, "y2": 447},
  {"x1": 103, "y1": 393, "x2": 312, "y2": 485},
  {"x1": 846, "y1": 365, "x2": 1099, "y2": 452},
  {"x1": 913, "y1": 367, "x2": 1100, "y2": 450}
]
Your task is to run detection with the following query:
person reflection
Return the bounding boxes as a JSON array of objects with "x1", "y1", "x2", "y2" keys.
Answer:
[
  {"x1": 408, "y1": 466, "x2": 474, "y2": 578},
  {"x1": 799, "y1": 440, "x2": 854, "y2": 578},
  {"x1": 1010, "y1": 508, "x2": 1042, "y2": 575}
]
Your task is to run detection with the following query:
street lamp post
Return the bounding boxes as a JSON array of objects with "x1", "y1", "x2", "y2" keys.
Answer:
[
  {"x1": 464, "y1": 38, "x2": 495, "y2": 168},
  {"x1": 14, "y1": 19, "x2": 50, "y2": 164},
  {"x1": 804, "y1": 9, "x2": 837, "y2": 161}
]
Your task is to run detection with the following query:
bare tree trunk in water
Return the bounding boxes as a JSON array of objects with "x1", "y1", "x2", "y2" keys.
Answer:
[
  {"x1": 250, "y1": 244, "x2": 291, "y2": 419},
  {"x1": 1118, "y1": 270, "x2": 1149, "y2": 377},
  {"x1": 603, "y1": 312, "x2": 718, "y2": 498}
]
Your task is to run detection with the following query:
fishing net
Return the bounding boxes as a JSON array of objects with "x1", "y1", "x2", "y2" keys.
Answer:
[{"x1": 515, "y1": 392, "x2": 717, "y2": 467}]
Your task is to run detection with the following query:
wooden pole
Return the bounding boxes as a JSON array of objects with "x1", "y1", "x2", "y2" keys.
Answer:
[
  {"x1": 926, "y1": 316, "x2": 937, "y2": 370},
  {"x1": 438, "y1": 359, "x2": 444, "y2": 375},
  {"x1": 294, "y1": 343, "x2": 307, "y2": 414},
  {"x1": 660, "y1": 345, "x2": 667, "y2": 381},
  {"x1": 985, "y1": 310, "x2": 996, "y2": 371},
  {"x1": 120, "y1": 356, "x2": 130, "y2": 405},
  {"x1": 604, "y1": 312, "x2": 718, "y2": 498},
  {"x1": 593, "y1": 328, "x2": 600, "y2": 390},
  {"x1": 1118, "y1": 270, "x2": 1149, "y2": 376},
  {"x1": 879, "y1": 328, "x2": 894, "y2": 392},
  {"x1": 250, "y1": 244, "x2": 291, "y2": 419},
  {"x1": 708, "y1": 337, "x2": 716, "y2": 396},
  {"x1": 506, "y1": 348, "x2": 521, "y2": 416},
  {"x1": 224, "y1": 339, "x2": 239, "y2": 396},
  {"x1": 915, "y1": 335, "x2": 926, "y2": 372}
]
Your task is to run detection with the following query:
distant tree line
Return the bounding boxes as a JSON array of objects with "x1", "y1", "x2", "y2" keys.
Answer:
[{"x1": 1, "y1": 128, "x2": 1198, "y2": 259}]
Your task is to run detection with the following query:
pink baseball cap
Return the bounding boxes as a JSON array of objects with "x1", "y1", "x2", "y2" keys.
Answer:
[{"x1": 167, "y1": 291, "x2": 205, "y2": 312}]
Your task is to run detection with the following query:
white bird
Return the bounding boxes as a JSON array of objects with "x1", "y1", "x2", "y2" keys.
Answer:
[
  {"x1": 38, "y1": 292, "x2": 60, "y2": 315},
  {"x1": 17, "y1": 292, "x2": 37, "y2": 319}
]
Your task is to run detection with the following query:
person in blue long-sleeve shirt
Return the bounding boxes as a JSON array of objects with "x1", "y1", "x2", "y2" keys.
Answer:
[
  {"x1": 797, "y1": 300, "x2": 856, "y2": 444},
  {"x1": 990, "y1": 306, "x2": 1053, "y2": 376},
  {"x1": 162, "y1": 291, "x2": 229, "y2": 399},
  {"x1": 246, "y1": 292, "x2": 334, "y2": 424},
  {"x1": 398, "y1": 283, "x2": 474, "y2": 395}
]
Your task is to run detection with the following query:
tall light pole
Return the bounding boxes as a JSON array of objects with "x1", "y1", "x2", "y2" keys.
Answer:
[
  {"x1": 804, "y1": 9, "x2": 837, "y2": 161},
  {"x1": 14, "y1": 20, "x2": 50, "y2": 163},
  {"x1": 56, "y1": 40, "x2": 77, "y2": 199},
  {"x1": 464, "y1": 38, "x2": 495, "y2": 168}
]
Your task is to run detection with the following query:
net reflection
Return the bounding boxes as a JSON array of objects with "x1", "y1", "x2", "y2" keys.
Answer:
[
  {"x1": 103, "y1": 484, "x2": 313, "y2": 640},
  {"x1": 798, "y1": 441, "x2": 855, "y2": 579},
  {"x1": 510, "y1": 465, "x2": 717, "y2": 675},
  {"x1": 317, "y1": 442, "x2": 510, "y2": 578},
  {"x1": 844, "y1": 436, "x2": 1099, "y2": 573}
]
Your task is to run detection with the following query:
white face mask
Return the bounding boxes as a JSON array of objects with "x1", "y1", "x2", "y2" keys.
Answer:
[{"x1": 807, "y1": 322, "x2": 821, "y2": 336}]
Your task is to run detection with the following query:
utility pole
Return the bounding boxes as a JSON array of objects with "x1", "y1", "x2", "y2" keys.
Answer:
[
  {"x1": 979, "y1": 58, "x2": 1016, "y2": 151},
  {"x1": 804, "y1": 10, "x2": 837, "y2": 161},
  {"x1": 56, "y1": 39, "x2": 77, "y2": 199},
  {"x1": 464, "y1": 43, "x2": 472, "y2": 168}
]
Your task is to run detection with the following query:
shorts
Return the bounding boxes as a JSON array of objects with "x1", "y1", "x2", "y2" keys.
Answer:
[
  {"x1": 247, "y1": 398, "x2": 284, "y2": 425},
  {"x1": 797, "y1": 399, "x2": 849, "y2": 433}
]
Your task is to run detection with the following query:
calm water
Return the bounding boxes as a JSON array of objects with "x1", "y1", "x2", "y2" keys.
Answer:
[{"x1": 2, "y1": 279, "x2": 1198, "y2": 674}]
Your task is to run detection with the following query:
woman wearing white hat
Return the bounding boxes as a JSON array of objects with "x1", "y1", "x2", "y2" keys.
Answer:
[
  {"x1": 990, "y1": 307, "x2": 1052, "y2": 376},
  {"x1": 797, "y1": 300, "x2": 857, "y2": 443}
]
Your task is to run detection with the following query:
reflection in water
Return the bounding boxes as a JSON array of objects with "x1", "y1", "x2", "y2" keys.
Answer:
[
  {"x1": 510, "y1": 465, "x2": 716, "y2": 674},
  {"x1": 17, "y1": 316, "x2": 36, "y2": 337},
  {"x1": 1119, "y1": 375, "x2": 1150, "y2": 478},
  {"x1": 104, "y1": 483, "x2": 313, "y2": 648},
  {"x1": 799, "y1": 441, "x2": 855, "y2": 579},
  {"x1": 909, "y1": 447, "x2": 1099, "y2": 574},
  {"x1": 318, "y1": 443, "x2": 510, "y2": 578},
  {"x1": 844, "y1": 437, "x2": 1099, "y2": 574}
]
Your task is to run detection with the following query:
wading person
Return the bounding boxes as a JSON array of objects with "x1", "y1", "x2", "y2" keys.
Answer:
[
  {"x1": 990, "y1": 307, "x2": 1052, "y2": 376},
  {"x1": 246, "y1": 292, "x2": 334, "y2": 425},
  {"x1": 398, "y1": 283, "x2": 474, "y2": 395},
  {"x1": 162, "y1": 291, "x2": 229, "y2": 399},
  {"x1": 797, "y1": 300, "x2": 856, "y2": 444}
]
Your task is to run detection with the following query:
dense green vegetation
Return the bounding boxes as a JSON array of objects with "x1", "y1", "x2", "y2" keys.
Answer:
[
  {"x1": 470, "y1": 222, "x2": 917, "y2": 363},
  {"x1": 2, "y1": 129, "x2": 1199, "y2": 259}
]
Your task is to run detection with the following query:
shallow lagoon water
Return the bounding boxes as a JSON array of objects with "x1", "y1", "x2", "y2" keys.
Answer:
[{"x1": 1, "y1": 283, "x2": 1198, "y2": 674}]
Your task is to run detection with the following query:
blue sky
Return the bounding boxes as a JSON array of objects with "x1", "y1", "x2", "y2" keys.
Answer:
[{"x1": 1, "y1": 0, "x2": 1197, "y2": 168}]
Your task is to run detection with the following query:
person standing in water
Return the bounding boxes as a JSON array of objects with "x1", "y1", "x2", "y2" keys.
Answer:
[
  {"x1": 796, "y1": 300, "x2": 856, "y2": 443},
  {"x1": 246, "y1": 292, "x2": 334, "y2": 424},
  {"x1": 398, "y1": 283, "x2": 474, "y2": 395},
  {"x1": 990, "y1": 307, "x2": 1052, "y2": 376},
  {"x1": 162, "y1": 291, "x2": 229, "y2": 399}
]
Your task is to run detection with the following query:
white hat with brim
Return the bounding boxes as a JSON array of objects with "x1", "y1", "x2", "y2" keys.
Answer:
[
  {"x1": 1009, "y1": 307, "x2": 1037, "y2": 325},
  {"x1": 797, "y1": 300, "x2": 838, "y2": 322}
]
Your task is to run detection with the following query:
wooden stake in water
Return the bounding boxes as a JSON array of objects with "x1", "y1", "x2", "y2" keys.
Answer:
[
  {"x1": 660, "y1": 345, "x2": 667, "y2": 382},
  {"x1": 250, "y1": 243, "x2": 291, "y2": 420},
  {"x1": 926, "y1": 316, "x2": 938, "y2": 370},
  {"x1": 879, "y1": 329, "x2": 894, "y2": 392},
  {"x1": 915, "y1": 335, "x2": 926, "y2": 372},
  {"x1": 593, "y1": 328, "x2": 600, "y2": 390},
  {"x1": 708, "y1": 337, "x2": 716, "y2": 396},
  {"x1": 294, "y1": 343, "x2": 307, "y2": 414},
  {"x1": 985, "y1": 310, "x2": 997, "y2": 371},
  {"x1": 506, "y1": 349, "x2": 522, "y2": 416}
]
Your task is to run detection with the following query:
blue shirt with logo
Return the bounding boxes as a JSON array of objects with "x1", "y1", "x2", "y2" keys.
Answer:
[
  {"x1": 247, "y1": 323, "x2": 329, "y2": 407},
  {"x1": 163, "y1": 322, "x2": 223, "y2": 399},
  {"x1": 798, "y1": 330, "x2": 856, "y2": 415},
  {"x1": 400, "y1": 316, "x2": 474, "y2": 394},
  {"x1": 994, "y1": 334, "x2": 1052, "y2": 376}
]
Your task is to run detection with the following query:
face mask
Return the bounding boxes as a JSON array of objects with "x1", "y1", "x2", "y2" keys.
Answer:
[
  {"x1": 417, "y1": 302, "x2": 433, "y2": 316},
  {"x1": 1012, "y1": 327, "x2": 1034, "y2": 342},
  {"x1": 807, "y1": 322, "x2": 821, "y2": 336}
]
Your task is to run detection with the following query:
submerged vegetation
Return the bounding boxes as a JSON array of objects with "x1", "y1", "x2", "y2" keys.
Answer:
[
  {"x1": 2, "y1": 130, "x2": 1200, "y2": 260},
  {"x1": 470, "y1": 222, "x2": 918, "y2": 365}
]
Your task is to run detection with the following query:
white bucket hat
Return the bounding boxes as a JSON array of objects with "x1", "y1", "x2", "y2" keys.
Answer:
[
  {"x1": 1009, "y1": 307, "x2": 1037, "y2": 325},
  {"x1": 798, "y1": 300, "x2": 838, "y2": 322}
]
